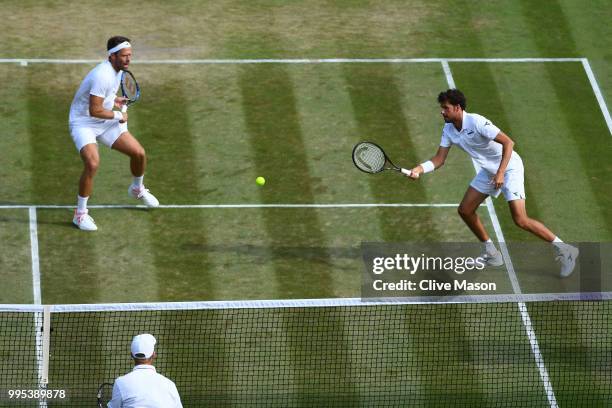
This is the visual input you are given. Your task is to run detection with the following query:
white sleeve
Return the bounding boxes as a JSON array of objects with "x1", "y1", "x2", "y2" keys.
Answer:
[
  {"x1": 107, "y1": 382, "x2": 122, "y2": 408},
  {"x1": 90, "y1": 71, "x2": 110, "y2": 98},
  {"x1": 440, "y1": 129, "x2": 452, "y2": 147},
  {"x1": 475, "y1": 115, "x2": 500, "y2": 140}
]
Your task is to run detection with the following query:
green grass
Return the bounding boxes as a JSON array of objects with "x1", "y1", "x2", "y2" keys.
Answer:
[
  {"x1": 0, "y1": 1, "x2": 610, "y2": 406},
  {"x1": 36, "y1": 207, "x2": 475, "y2": 303},
  {"x1": 0, "y1": 210, "x2": 33, "y2": 303},
  {"x1": 0, "y1": 312, "x2": 38, "y2": 407},
  {"x1": 528, "y1": 301, "x2": 612, "y2": 407},
  {"x1": 1, "y1": 61, "x2": 608, "y2": 304}
]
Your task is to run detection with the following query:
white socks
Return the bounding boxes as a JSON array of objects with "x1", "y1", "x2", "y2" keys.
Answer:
[
  {"x1": 77, "y1": 195, "x2": 88, "y2": 213},
  {"x1": 132, "y1": 175, "x2": 144, "y2": 189},
  {"x1": 484, "y1": 238, "x2": 497, "y2": 252},
  {"x1": 79, "y1": 176, "x2": 144, "y2": 214},
  {"x1": 552, "y1": 236, "x2": 564, "y2": 249}
]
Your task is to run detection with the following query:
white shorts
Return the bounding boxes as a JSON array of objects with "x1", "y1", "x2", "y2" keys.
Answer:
[
  {"x1": 69, "y1": 120, "x2": 128, "y2": 152},
  {"x1": 470, "y1": 167, "x2": 526, "y2": 201}
]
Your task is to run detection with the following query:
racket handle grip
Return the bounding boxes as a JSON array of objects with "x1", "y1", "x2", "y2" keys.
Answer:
[
  {"x1": 121, "y1": 104, "x2": 128, "y2": 113},
  {"x1": 400, "y1": 168, "x2": 412, "y2": 176}
]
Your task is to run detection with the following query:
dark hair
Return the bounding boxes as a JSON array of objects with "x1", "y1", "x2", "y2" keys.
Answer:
[
  {"x1": 437, "y1": 89, "x2": 466, "y2": 110},
  {"x1": 107, "y1": 36, "x2": 131, "y2": 52}
]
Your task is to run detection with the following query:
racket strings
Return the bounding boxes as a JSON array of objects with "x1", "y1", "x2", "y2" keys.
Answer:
[
  {"x1": 354, "y1": 144, "x2": 385, "y2": 172},
  {"x1": 122, "y1": 76, "x2": 138, "y2": 100}
]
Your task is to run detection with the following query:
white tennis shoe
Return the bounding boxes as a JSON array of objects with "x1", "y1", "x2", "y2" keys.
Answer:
[
  {"x1": 478, "y1": 248, "x2": 504, "y2": 267},
  {"x1": 73, "y1": 209, "x2": 97, "y2": 231},
  {"x1": 556, "y1": 244, "x2": 579, "y2": 278},
  {"x1": 129, "y1": 185, "x2": 159, "y2": 207}
]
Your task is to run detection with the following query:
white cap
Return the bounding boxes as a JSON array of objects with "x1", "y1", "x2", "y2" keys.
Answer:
[{"x1": 131, "y1": 334, "x2": 156, "y2": 359}]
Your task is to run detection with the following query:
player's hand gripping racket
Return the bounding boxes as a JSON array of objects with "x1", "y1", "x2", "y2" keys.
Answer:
[
  {"x1": 120, "y1": 70, "x2": 140, "y2": 113},
  {"x1": 352, "y1": 141, "x2": 412, "y2": 176},
  {"x1": 97, "y1": 382, "x2": 113, "y2": 408}
]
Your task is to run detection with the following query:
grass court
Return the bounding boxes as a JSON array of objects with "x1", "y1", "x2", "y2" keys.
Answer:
[{"x1": 0, "y1": 1, "x2": 611, "y2": 406}]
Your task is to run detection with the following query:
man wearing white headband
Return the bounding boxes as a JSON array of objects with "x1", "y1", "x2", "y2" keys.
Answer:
[
  {"x1": 108, "y1": 334, "x2": 183, "y2": 407},
  {"x1": 68, "y1": 36, "x2": 159, "y2": 231}
]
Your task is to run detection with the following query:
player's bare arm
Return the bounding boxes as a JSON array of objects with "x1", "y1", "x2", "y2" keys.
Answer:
[
  {"x1": 89, "y1": 94, "x2": 127, "y2": 122},
  {"x1": 70, "y1": 36, "x2": 159, "y2": 232},
  {"x1": 492, "y1": 132, "x2": 515, "y2": 189},
  {"x1": 407, "y1": 146, "x2": 450, "y2": 179}
]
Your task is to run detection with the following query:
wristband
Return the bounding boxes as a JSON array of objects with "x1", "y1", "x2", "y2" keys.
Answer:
[
  {"x1": 420, "y1": 160, "x2": 435, "y2": 174},
  {"x1": 113, "y1": 111, "x2": 123, "y2": 121}
]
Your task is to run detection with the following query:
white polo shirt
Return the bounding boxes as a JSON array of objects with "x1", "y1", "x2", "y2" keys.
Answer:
[
  {"x1": 69, "y1": 60, "x2": 122, "y2": 128},
  {"x1": 107, "y1": 365, "x2": 182, "y2": 408},
  {"x1": 440, "y1": 111, "x2": 522, "y2": 174}
]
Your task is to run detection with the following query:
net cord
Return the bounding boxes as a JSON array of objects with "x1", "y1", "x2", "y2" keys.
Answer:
[{"x1": 2, "y1": 292, "x2": 611, "y2": 313}]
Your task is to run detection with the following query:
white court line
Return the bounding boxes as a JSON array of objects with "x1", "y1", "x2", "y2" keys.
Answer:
[
  {"x1": 0, "y1": 57, "x2": 584, "y2": 65},
  {"x1": 29, "y1": 207, "x2": 47, "y2": 406},
  {"x1": 28, "y1": 207, "x2": 41, "y2": 304},
  {"x1": 0, "y1": 203, "x2": 459, "y2": 209},
  {"x1": 441, "y1": 60, "x2": 456, "y2": 88},
  {"x1": 581, "y1": 58, "x2": 612, "y2": 136},
  {"x1": 441, "y1": 60, "x2": 558, "y2": 408}
]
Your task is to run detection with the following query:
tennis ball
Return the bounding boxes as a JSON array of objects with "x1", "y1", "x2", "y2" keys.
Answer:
[{"x1": 256, "y1": 176, "x2": 266, "y2": 186}]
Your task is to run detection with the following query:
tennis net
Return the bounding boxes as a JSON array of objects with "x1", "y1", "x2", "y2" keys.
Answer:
[{"x1": 1, "y1": 294, "x2": 611, "y2": 407}]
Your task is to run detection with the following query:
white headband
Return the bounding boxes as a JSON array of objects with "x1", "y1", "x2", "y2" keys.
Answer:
[{"x1": 107, "y1": 41, "x2": 131, "y2": 55}]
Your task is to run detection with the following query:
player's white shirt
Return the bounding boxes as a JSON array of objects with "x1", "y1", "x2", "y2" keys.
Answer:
[
  {"x1": 440, "y1": 111, "x2": 522, "y2": 174},
  {"x1": 69, "y1": 60, "x2": 121, "y2": 127},
  {"x1": 107, "y1": 365, "x2": 182, "y2": 408}
]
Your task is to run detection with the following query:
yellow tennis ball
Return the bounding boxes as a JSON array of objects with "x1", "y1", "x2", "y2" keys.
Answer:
[{"x1": 256, "y1": 176, "x2": 266, "y2": 186}]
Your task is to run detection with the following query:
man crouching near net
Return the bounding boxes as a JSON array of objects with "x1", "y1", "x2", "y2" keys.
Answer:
[
  {"x1": 68, "y1": 36, "x2": 159, "y2": 231},
  {"x1": 407, "y1": 89, "x2": 579, "y2": 277},
  {"x1": 108, "y1": 334, "x2": 182, "y2": 407}
]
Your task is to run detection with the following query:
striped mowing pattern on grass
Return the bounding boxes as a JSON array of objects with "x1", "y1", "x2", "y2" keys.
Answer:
[{"x1": 0, "y1": 57, "x2": 609, "y2": 406}]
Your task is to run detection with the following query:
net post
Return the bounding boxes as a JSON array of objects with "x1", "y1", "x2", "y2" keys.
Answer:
[
  {"x1": 41, "y1": 305, "x2": 51, "y2": 385},
  {"x1": 36, "y1": 306, "x2": 51, "y2": 408}
]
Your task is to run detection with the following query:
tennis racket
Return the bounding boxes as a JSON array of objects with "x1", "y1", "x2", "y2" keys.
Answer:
[
  {"x1": 97, "y1": 382, "x2": 114, "y2": 408},
  {"x1": 120, "y1": 70, "x2": 140, "y2": 113},
  {"x1": 352, "y1": 141, "x2": 412, "y2": 176}
]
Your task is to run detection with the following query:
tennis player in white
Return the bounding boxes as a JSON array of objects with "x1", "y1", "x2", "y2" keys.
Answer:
[
  {"x1": 407, "y1": 89, "x2": 579, "y2": 277},
  {"x1": 108, "y1": 333, "x2": 182, "y2": 408},
  {"x1": 69, "y1": 36, "x2": 159, "y2": 231}
]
